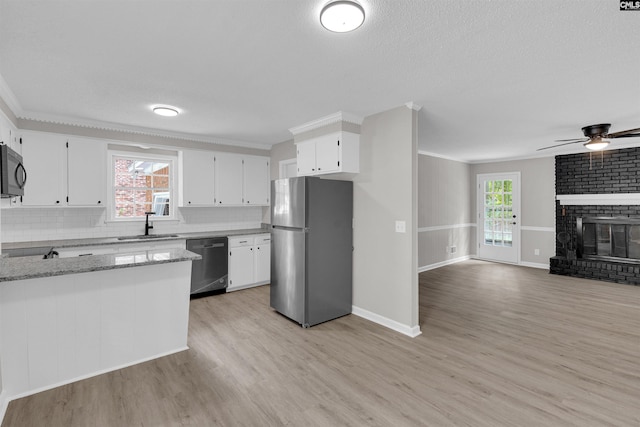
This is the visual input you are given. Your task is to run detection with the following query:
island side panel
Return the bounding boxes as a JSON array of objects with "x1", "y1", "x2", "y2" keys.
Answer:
[{"x1": 0, "y1": 261, "x2": 192, "y2": 398}]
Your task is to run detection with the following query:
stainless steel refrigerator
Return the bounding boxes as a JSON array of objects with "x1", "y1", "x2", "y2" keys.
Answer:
[{"x1": 270, "y1": 176, "x2": 353, "y2": 328}]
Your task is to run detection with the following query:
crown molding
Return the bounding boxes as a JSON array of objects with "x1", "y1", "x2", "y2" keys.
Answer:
[
  {"x1": 17, "y1": 111, "x2": 272, "y2": 151},
  {"x1": 405, "y1": 102, "x2": 422, "y2": 111},
  {"x1": 288, "y1": 111, "x2": 363, "y2": 136},
  {"x1": 0, "y1": 73, "x2": 23, "y2": 117}
]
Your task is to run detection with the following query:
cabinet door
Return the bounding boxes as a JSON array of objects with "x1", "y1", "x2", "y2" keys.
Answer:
[
  {"x1": 243, "y1": 156, "x2": 270, "y2": 206},
  {"x1": 67, "y1": 138, "x2": 106, "y2": 206},
  {"x1": 180, "y1": 150, "x2": 215, "y2": 206},
  {"x1": 296, "y1": 141, "x2": 316, "y2": 176},
  {"x1": 21, "y1": 132, "x2": 66, "y2": 206},
  {"x1": 214, "y1": 153, "x2": 243, "y2": 205},
  {"x1": 255, "y1": 242, "x2": 271, "y2": 283},
  {"x1": 228, "y1": 245, "x2": 254, "y2": 290},
  {"x1": 315, "y1": 134, "x2": 340, "y2": 174}
]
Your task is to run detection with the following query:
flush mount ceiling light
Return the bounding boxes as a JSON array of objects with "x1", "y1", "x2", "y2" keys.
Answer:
[
  {"x1": 320, "y1": 0, "x2": 365, "y2": 33},
  {"x1": 152, "y1": 106, "x2": 179, "y2": 117},
  {"x1": 584, "y1": 137, "x2": 610, "y2": 151}
]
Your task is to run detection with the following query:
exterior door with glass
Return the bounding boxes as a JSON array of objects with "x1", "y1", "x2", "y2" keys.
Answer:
[{"x1": 477, "y1": 173, "x2": 520, "y2": 264}]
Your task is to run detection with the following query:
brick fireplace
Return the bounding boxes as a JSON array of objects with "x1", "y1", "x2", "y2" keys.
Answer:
[{"x1": 550, "y1": 147, "x2": 640, "y2": 285}]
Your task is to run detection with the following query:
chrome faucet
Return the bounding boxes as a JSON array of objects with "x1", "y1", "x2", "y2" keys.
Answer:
[{"x1": 144, "y1": 211, "x2": 155, "y2": 236}]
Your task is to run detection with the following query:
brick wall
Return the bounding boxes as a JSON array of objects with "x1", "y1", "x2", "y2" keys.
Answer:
[{"x1": 553, "y1": 147, "x2": 640, "y2": 285}]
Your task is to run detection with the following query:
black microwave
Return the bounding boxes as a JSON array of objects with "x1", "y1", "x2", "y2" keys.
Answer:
[{"x1": 0, "y1": 144, "x2": 27, "y2": 198}]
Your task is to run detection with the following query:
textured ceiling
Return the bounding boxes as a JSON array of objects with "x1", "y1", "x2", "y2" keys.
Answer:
[{"x1": 0, "y1": 0, "x2": 639, "y2": 162}]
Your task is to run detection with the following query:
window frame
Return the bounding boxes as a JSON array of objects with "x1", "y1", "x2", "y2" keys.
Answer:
[{"x1": 107, "y1": 150, "x2": 177, "y2": 222}]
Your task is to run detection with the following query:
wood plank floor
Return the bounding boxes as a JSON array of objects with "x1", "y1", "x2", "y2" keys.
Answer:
[{"x1": 3, "y1": 260, "x2": 639, "y2": 426}]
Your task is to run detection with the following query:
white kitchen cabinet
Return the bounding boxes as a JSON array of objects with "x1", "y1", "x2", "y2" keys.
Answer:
[
  {"x1": 254, "y1": 234, "x2": 271, "y2": 284},
  {"x1": 20, "y1": 132, "x2": 67, "y2": 206},
  {"x1": 228, "y1": 236, "x2": 255, "y2": 291},
  {"x1": 214, "y1": 153, "x2": 243, "y2": 206},
  {"x1": 179, "y1": 150, "x2": 215, "y2": 206},
  {"x1": 19, "y1": 132, "x2": 106, "y2": 207},
  {"x1": 67, "y1": 137, "x2": 106, "y2": 206},
  {"x1": 243, "y1": 156, "x2": 270, "y2": 206},
  {"x1": 296, "y1": 131, "x2": 359, "y2": 176},
  {"x1": 227, "y1": 233, "x2": 271, "y2": 292}
]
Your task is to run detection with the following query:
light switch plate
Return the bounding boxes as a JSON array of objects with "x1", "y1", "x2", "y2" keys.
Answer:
[{"x1": 395, "y1": 220, "x2": 406, "y2": 233}]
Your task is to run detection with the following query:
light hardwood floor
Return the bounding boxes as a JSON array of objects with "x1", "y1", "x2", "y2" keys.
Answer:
[{"x1": 3, "y1": 260, "x2": 639, "y2": 426}]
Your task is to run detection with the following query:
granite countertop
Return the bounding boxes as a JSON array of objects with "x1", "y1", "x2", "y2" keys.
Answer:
[
  {"x1": 2, "y1": 228, "x2": 271, "y2": 251},
  {"x1": 0, "y1": 248, "x2": 202, "y2": 282}
]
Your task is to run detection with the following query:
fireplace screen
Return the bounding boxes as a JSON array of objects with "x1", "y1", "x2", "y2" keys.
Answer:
[{"x1": 577, "y1": 217, "x2": 640, "y2": 261}]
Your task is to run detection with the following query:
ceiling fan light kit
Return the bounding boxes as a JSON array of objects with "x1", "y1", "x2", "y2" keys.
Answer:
[{"x1": 584, "y1": 137, "x2": 610, "y2": 151}]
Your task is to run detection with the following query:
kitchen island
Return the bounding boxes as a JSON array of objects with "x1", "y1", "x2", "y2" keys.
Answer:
[{"x1": 0, "y1": 246, "x2": 201, "y2": 408}]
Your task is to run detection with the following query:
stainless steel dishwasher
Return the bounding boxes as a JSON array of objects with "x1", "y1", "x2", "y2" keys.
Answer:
[{"x1": 186, "y1": 237, "x2": 228, "y2": 296}]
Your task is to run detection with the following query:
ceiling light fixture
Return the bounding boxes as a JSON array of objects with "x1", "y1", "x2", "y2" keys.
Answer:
[
  {"x1": 153, "y1": 106, "x2": 179, "y2": 117},
  {"x1": 584, "y1": 137, "x2": 610, "y2": 151},
  {"x1": 320, "y1": 0, "x2": 365, "y2": 33}
]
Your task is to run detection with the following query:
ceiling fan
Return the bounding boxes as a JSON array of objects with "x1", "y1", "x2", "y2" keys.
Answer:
[{"x1": 537, "y1": 124, "x2": 640, "y2": 152}]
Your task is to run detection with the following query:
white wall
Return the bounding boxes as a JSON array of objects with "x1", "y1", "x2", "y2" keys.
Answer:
[
  {"x1": 351, "y1": 106, "x2": 419, "y2": 336},
  {"x1": 418, "y1": 154, "x2": 473, "y2": 270}
]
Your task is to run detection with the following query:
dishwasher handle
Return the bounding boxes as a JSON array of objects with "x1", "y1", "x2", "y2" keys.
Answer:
[{"x1": 191, "y1": 242, "x2": 226, "y2": 250}]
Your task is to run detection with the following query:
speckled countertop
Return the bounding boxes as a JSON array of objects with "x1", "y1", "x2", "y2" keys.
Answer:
[
  {"x1": 0, "y1": 248, "x2": 202, "y2": 282},
  {"x1": 0, "y1": 227, "x2": 270, "y2": 283}
]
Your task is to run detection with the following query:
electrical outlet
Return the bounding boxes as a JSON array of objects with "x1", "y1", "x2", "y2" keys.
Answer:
[
  {"x1": 450, "y1": 246, "x2": 457, "y2": 254},
  {"x1": 534, "y1": 248, "x2": 540, "y2": 256},
  {"x1": 395, "y1": 221, "x2": 406, "y2": 233}
]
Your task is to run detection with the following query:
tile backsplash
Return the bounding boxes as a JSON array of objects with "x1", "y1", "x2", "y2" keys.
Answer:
[{"x1": 1, "y1": 206, "x2": 265, "y2": 243}]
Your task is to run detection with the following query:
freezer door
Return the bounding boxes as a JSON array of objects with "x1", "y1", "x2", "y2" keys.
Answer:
[
  {"x1": 270, "y1": 227, "x2": 306, "y2": 324},
  {"x1": 271, "y1": 177, "x2": 306, "y2": 228}
]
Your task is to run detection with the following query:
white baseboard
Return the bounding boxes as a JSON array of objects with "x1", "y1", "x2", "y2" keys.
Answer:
[
  {"x1": 418, "y1": 255, "x2": 471, "y2": 272},
  {"x1": 519, "y1": 261, "x2": 550, "y2": 270},
  {"x1": 351, "y1": 306, "x2": 422, "y2": 338}
]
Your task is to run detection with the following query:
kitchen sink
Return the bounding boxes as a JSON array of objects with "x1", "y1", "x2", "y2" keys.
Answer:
[{"x1": 117, "y1": 234, "x2": 179, "y2": 240}]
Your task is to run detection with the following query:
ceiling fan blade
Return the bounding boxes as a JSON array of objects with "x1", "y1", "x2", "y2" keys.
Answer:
[
  {"x1": 553, "y1": 137, "x2": 589, "y2": 143},
  {"x1": 537, "y1": 140, "x2": 583, "y2": 151},
  {"x1": 608, "y1": 132, "x2": 640, "y2": 139},
  {"x1": 607, "y1": 127, "x2": 640, "y2": 138}
]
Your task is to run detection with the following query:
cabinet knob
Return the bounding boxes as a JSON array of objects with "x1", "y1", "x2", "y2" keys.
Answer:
[
  {"x1": 98, "y1": 201, "x2": 101, "y2": 204},
  {"x1": 56, "y1": 200, "x2": 60, "y2": 204},
  {"x1": 188, "y1": 201, "x2": 191, "y2": 204},
  {"x1": 312, "y1": 168, "x2": 315, "y2": 171},
  {"x1": 318, "y1": 168, "x2": 321, "y2": 171}
]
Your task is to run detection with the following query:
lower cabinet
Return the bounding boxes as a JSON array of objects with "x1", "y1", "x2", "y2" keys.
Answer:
[{"x1": 227, "y1": 233, "x2": 271, "y2": 292}]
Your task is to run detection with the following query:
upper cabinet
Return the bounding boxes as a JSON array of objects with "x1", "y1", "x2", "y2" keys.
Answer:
[
  {"x1": 20, "y1": 132, "x2": 67, "y2": 206},
  {"x1": 67, "y1": 137, "x2": 106, "y2": 206},
  {"x1": 295, "y1": 131, "x2": 359, "y2": 176},
  {"x1": 20, "y1": 132, "x2": 106, "y2": 207},
  {"x1": 180, "y1": 150, "x2": 270, "y2": 207},
  {"x1": 242, "y1": 156, "x2": 270, "y2": 206},
  {"x1": 179, "y1": 150, "x2": 215, "y2": 206},
  {"x1": 214, "y1": 152, "x2": 243, "y2": 206}
]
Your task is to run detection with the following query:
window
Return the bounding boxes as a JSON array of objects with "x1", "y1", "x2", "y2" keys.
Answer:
[
  {"x1": 111, "y1": 154, "x2": 174, "y2": 220},
  {"x1": 482, "y1": 179, "x2": 513, "y2": 247}
]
